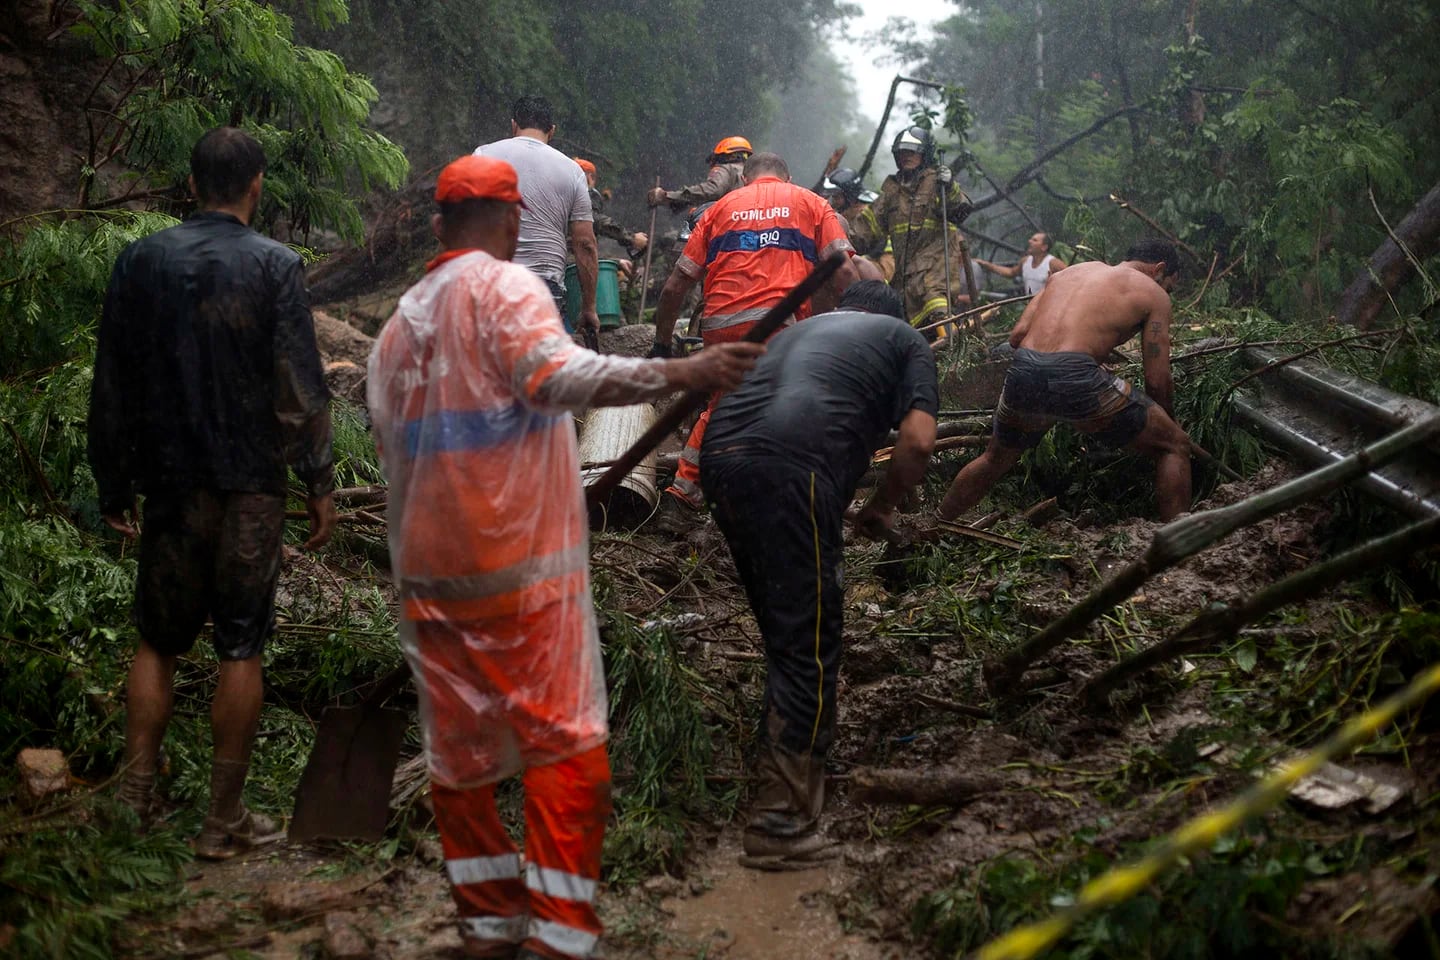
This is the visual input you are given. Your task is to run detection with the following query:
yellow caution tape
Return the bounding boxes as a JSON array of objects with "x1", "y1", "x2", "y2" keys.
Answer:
[{"x1": 974, "y1": 662, "x2": 1440, "y2": 960}]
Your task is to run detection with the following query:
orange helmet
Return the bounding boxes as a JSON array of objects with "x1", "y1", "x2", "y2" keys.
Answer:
[
  {"x1": 709, "y1": 136, "x2": 753, "y2": 162},
  {"x1": 572, "y1": 157, "x2": 597, "y2": 176}
]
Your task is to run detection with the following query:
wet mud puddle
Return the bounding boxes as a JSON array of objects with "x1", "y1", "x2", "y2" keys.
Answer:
[{"x1": 658, "y1": 830, "x2": 883, "y2": 960}]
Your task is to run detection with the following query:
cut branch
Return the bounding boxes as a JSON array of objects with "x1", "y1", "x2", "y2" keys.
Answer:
[{"x1": 1108, "y1": 193, "x2": 1203, "y2": 262}]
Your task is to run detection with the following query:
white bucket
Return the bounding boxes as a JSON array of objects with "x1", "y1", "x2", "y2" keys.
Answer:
[{"x1": 578, "y1": 403, "x2": 660, "y2": 530}]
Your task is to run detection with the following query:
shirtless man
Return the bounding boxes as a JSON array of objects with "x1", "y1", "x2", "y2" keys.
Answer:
[
  {"x1": 938, "y1": 239, "x2": 1192, "y2": 521},
  {"x1": 975, "y1": 231, "x2": 1067, "y2": 295}
]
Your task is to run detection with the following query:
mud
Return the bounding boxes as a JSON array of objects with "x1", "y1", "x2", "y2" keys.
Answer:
[{"x1": 125, "y1": 454, "x2": 1434, "y2": 959}]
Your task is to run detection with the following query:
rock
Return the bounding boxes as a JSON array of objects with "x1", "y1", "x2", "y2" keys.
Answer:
[
  {"x1": 598, "y1": 323, "x2": 656, "y2": 358},
  {"x1": 1285, "y1": 761, "x2": 1411, "y2": 815},
  {"x1": 413, "y1": 838, "x2": 445, "y2": 866},
  {"x1": 260, "y1": 876, "x2": 375, "y2": 921},
  {"x1": 323, "y1": 911, "x2": 371, "y2": 960},
  {"x1": 324, "y1": 360, "x2": 368, "y2": 404},
  {"x1": 642, "y1": 874, "x2": 683, "y2": 898},
  {"x1": 16, "y1": 747, "x2": 69, "y2": 808},
  {"x1": 313, "y1": 310, "x2": 377, "y2": 367}
]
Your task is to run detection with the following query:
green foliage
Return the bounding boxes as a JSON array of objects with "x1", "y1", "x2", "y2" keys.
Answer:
[
  {"x1": 0, "y1": 799, "x2": 192, "y2": 960},
  {"x1": 595, "y1": 572, "x2": 744, "y2": 883},
  {"x1": 70, "y1": 0, "x2": 406, "y2": 242},
  {"x1": 903, "y1": 0, "x2": 1439, "y2": 321},
  {"x1": 914, "y1": 825, "x2": 1381, "y2": 959},
  {"x1": 0, "y1": 212, "x2": 177, "y2": 377},
  {"x1": 305, "y1": 0, "x2": 856, "y2": 209}
]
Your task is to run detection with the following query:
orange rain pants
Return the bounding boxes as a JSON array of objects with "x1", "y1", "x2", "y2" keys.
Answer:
[{"x1": 413, "y1": 616, "x2": 610, "y2": 959}]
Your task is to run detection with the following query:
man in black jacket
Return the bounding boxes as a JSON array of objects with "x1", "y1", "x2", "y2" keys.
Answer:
[
  {"x1": 703, "y1": 280, "x2": 938, "y2": 869},
  {"x1": 88, "y1": 127, "x2": 336, "y2": 858}
]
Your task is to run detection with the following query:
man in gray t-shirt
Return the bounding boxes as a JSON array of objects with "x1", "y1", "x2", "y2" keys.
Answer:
[{"x1": 475, "y1": 95, "x2": 599, "y2": 334}]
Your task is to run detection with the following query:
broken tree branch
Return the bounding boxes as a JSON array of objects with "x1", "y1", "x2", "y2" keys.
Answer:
[
  {"x1": 1108, "y1": 193, "x2": 1203, "y2": 262},
  {"x1": 1083, "y1": 514, "x2": 1440, "y2": 704},
  {"x1": 970, "y1": 105, "x2": 1148, "y2": 213},
  {"x1": 850, "y1": 766, "x2": 1001, "y2": 806},
  {"x1": 984, "y1": 415, "x2": 1440, "y2": 694}
]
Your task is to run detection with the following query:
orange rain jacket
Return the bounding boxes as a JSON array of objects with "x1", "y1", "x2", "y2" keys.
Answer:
[{"x1": 368, "y1": 249, "x2": 668, "y2": 788}]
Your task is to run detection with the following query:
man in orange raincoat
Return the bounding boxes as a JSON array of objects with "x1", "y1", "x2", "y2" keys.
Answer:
[{"x1": 367, "y1": 155, "x2": 762, "y2": 960}]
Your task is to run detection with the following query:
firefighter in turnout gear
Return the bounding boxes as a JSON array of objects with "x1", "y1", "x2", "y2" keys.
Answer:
[
  {"x1": 647, "y1": 136, "x2": 752, "y2": 213},
  {"x1": 850, "y1": 126, "x2": 972, "y2": 330}
]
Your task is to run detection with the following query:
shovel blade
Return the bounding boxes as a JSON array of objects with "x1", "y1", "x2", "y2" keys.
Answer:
[{"x1": 289, "y1": 703, "x2": 409, "y2": 843}]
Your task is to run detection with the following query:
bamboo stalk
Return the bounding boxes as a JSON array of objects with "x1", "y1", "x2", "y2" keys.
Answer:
[
  {"x1": 984, "y1": 415, "x2": 1440, "y2": 694},
  {"x1": 1082, "y1": 514, "x2": 1440, "y2": 704}
]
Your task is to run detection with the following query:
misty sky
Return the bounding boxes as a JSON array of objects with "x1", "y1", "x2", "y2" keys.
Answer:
[{"x1": 831, "y1": 0, "x2": 957, "y2": 124}]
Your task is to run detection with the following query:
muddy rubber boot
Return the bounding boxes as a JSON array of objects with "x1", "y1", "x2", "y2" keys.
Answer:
[
  {"x1": 740, "y1": 743, "x2": 836, "y2": 871},
  {"x1": 648, "y1": 492, "x2": 700, "y2": 537},
  {"x1": 192, "y1": 758, "x2": 284, "y2": 860}
]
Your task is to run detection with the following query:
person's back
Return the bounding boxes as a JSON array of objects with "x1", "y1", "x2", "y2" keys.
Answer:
[
  {"x1": 476, "y1": 135, "x2": 590, "y2": 283},
  {"x1": 95, "y1": 213, "x2": 328, "y2": 498},
  {"x1": 686, "y1": 170, "x2": 850, "y2": 322},
  {"x1": 1011, "y1": 261, "x2": 1167, "y2": 360},
  {"x1": 705, "y1": 310, "x2": 936, "y2": 495}
]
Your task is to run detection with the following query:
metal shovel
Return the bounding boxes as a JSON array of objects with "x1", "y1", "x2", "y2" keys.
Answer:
[{"x1": 289, "y1": 664, "x2": 411, "y2": 843}]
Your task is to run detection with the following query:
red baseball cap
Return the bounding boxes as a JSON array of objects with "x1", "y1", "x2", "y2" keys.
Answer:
[{"x1": 435, "y1": 154, "x2": 528, "y2": 208}]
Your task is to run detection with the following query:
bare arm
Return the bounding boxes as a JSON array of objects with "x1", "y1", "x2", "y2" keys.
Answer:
[
  {"x1": 977, "y1": 258, "x2": 1021, "y2": 278},
  {"x1": 854, "y1": 409, "x2": 937, "y2": 537},
  {"x1": 811, "y1": 253, "x2": 859, "y2": 315},
  {"x1": 1141, "y1": 291, "x2": 1175, "y2": 416},
  {"x1": 651, "y1": 268, "x2": 698, "y2": 352},
  {"x1": 569, "y1": 219, "x2": 599, "y2": 333},
  {"x1": 1008, "y1": 292, "x2": 1043, "y2": 348},
  {"x1": 1047, "y1": 257, "x2": 1067, "y2": 275}
]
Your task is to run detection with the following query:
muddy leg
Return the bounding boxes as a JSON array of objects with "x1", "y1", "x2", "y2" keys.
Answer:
[
  {"x1": 120, "y1": 642, "x2": 176, "y2": 819},
  {"x1": 1127, "y1": 405, "x2": 1192, "y2": 521},
  {"x1": 938, "y1": 436, "x2": 1024, "y2": 521}
]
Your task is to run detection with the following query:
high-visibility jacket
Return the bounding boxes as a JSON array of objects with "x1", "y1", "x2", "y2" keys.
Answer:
[
  {"x1": 367, "y1": 248, "x2": 665, "y2": 787},
  {"x1": 675, "y1": 175, "x2": 853, "y2": 332}
]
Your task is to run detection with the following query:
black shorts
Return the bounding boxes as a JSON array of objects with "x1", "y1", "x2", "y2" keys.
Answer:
[
  {"x1": 135, "y1": 489, "x2": 285, "y2": 661},
  {"x1": 993, "y1": 348, "x2": 1154, "y2": 449}
]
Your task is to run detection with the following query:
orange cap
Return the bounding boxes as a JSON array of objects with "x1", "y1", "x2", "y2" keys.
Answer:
[
  {"x1": 435, "y1": 154, "x2": 527, "y2": 208},
  {"x1": 572, "y1": 157, "x2": 597, "y2": 176}
]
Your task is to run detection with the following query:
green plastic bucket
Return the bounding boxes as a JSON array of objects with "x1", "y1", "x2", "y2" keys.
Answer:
[{"x1": 565, "y1": 259, "x2": 624, "y2": 330}]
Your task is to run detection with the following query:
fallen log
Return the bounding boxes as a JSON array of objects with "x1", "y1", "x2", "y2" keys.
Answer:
[
  {"x1": 849, "y1": 767, "x2": 1001, "y2": 806},
  {"x1": 1337, "y1": 180, "x2": 1440, "y2": 330}
]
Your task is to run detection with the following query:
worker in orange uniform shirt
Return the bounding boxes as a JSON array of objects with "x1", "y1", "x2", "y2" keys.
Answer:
[
  {"x1": 647, "y1": 152, "x2": 859, "y2": 527},
  {"x1": 367, "y1": 155, "x2": 763, "y2": 960}
]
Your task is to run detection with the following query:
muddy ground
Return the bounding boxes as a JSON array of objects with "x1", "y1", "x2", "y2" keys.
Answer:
[{"x1": 115, "y1": 443, "x2": 1440, "y2": 958}]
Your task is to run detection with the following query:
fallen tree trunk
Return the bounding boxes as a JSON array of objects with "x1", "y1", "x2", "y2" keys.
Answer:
[
  {"x1": 849, "y1": 767, "x2": 1001, "y2": 807},
  {"x1": 1337, "y1": 180, "x2": 1440, "y2": 329}
]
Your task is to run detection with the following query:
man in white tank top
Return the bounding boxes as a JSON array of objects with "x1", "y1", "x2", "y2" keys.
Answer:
[{"x1": 977, "y1": 231, "x2": 1068, "y2": 296}]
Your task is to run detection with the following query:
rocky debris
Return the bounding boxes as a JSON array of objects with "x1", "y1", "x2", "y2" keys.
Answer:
[
  {"x1": 314, "y1": 310, "x2": 377, "y2": 368},
  {"x1": 16, "y1": 747, "x2": 69, "y2": 808},
  {"x1": 260, "y1": 875, "x2": 378, "y2": 921},
  {"x1": 323, "y1": 911, "x2": 372, "y2": 960},
  {"x1": 599, "y1": 322, "x2": 657, "y2": 358},
  {"x1": 325, "y1": 360, "x2": 369, "y2": 404},
  {"x1": 1286, "y1": 761, "x2": 1412, "y2": 815}
]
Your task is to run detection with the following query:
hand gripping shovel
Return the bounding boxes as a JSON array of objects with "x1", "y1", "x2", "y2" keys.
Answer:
[
  {"x1": 586, "y1": 251, "x2": 848, "y2": 507},
  {"x1": 289, "y1": 663, "x2": 411, "y2": 843}
]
